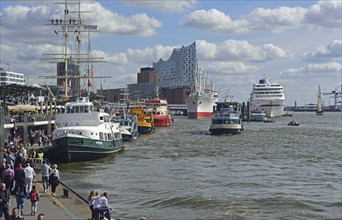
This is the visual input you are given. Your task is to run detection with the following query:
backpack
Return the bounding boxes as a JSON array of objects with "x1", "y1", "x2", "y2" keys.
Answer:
[{"x1": 30, "y1": 190, "x2": 38, "y2": 202}]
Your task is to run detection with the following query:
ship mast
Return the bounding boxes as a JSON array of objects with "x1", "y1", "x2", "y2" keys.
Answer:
[
  {"x1": 63, "y1": 0, "x2": 69, "y2": 98},
  {"x1": 40, "y1": 0, "x2": 110, "y2": 98},
  {"x1": 76, "y1": 0, "x2": 82, "y2": 97}
]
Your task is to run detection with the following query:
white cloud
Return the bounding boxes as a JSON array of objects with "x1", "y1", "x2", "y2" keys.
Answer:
[
  {"x1": 280, "y1": 62, "x2": 342, "y2": 78},
  {"x1": 305, "y1": 0, "x2": 342, "y2": 28},
  {"x1": 246, "y1": 6, "x2": 307, "y2": 32},
  {"x1": 1, "y1": 2, "x2": 162, "y2": 42},
  {"x1": 196, "y1": 40, "x2": 291, "y2": 62},
  {"x1": 181, "y1": 1, "x2": 341, "y2": 33},
  {"x1": 207, "y1": 61, "x2": 258, "y2": 75},
  {"x1": 302, "y1": 40, "x2": 342, "y2": 62},
  {"x1": 180, "y1": 9, "x2": 249, "y2": 33},
  {"x1": 122, "y1": 0, "x2": 197, "y2": 13}
]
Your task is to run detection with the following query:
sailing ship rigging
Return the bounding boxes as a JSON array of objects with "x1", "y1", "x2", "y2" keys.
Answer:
[{"x1": 40, "y1": 0, "x2": 109, "y2": 101}]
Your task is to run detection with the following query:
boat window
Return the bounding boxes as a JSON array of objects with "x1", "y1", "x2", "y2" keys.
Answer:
[
  {"x1": 99, "y1": 132, "x2": 103, "y2": 140},
  {"x1": 80, "y1": 106, "x2": 84, "y2": 113},
  {"x1": 109, "y1": 133, "x2": 112, "y2": 140},
  {"x1": 100, "y1": 116, "x2": 103, "y2": 121},
  {"x1": 85, "y1": 106, "x2": 89, "y2": 113},
  {"x1": 75, "y1": 106, "x2": 80, "y2": 113},
  {"x1": 114, "y1": 132, "x2": 121, "y2": 139},
  {"x1": 66, "y1": 106, "x2": 72, "y2": 113},
  {"x1": 79, "y1": 132, "x2": 82, "y2": 135}
]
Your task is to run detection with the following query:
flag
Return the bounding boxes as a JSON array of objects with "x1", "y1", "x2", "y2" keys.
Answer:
[{"x1": 91, "y1": 64, "x2": 94, "y2": 77}]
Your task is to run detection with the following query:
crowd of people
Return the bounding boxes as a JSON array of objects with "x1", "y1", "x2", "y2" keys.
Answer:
[{"x1": 0, "y1": 138, "x2": 59, "y2": 220}]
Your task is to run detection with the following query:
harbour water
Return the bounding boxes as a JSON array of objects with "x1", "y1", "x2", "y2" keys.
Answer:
[{"x1": 60, "y1": 112, "x2": 341, "y2": 220}]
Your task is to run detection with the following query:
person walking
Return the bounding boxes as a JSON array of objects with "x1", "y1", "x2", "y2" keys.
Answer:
[
  {"x1": 14, "y1": 164, "x2": 26, "y2": 195},
  {"x1": 15, "y1": 186, "x2": 26, "y2": 217},
  {"x1": 49, "y1": 164, "x2": 59, "y2": 197},
  {"x1": 3, "y1": 164, "x2": 14, "y2": 193},
  {"x1": 0, "y1": 163, "x2": 6, "y2": 183},
  {"x1": 24, "y1": 163, "x2": 35, "y2": 194},
  {"x1": 40, "y1": 161, "x2": 51, "y2": 192},
  {"x1": 28, "y1": 185, "x2": 39, "y2": 216},
  {"x1": 0, "y1": 183, "x2": 10, "y2": 220}
]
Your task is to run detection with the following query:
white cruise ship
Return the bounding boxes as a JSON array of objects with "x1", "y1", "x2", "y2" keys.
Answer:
[{"x1": 250, "y1": 77, "x2": 285, "y2": 118}]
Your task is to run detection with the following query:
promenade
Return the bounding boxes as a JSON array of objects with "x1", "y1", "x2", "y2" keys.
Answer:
[{"x1": 8, "y1": 173, "x2": 91, "y2": 220}]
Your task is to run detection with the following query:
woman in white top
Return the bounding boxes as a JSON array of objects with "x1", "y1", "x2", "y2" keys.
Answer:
[
  {"x1": 49, "y1": 164, "x2": 59, "y2": 197},
  {"x1": 87, "y1": 190, "x2": 99, "y2": 220}
]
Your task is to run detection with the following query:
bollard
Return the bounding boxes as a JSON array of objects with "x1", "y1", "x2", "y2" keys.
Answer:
[{"x1": 63, "y1": 188, "x2": 69, "y2": 198}]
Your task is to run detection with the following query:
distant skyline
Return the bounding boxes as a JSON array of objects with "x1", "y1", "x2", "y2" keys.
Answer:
[{"x1": 0, "y1": 0, "x2": 341, "y2": 106}]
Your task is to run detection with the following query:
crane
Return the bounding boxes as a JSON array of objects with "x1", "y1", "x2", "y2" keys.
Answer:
[{"x1": 323, "y1": 84, "x2": 342, "y2": 110}]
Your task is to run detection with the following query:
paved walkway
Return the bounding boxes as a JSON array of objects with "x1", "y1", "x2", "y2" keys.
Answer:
[{"x1": 8, "y1": 173, "x2": 91, "y2": 220}]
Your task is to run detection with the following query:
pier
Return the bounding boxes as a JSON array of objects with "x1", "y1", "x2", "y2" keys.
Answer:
[{"x1": 9, "y1": 173, "x2": 91, "y2": 220}]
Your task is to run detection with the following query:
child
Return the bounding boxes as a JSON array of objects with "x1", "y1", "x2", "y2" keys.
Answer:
[
  {"x1": 28, "y1": 185, "x2": 40, "y2": 216},
  {"x1": 15, "y1": 186, "x2": 26, "y2": 216}
]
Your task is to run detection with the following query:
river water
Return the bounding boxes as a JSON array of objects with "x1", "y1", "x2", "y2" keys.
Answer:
[{"x1": 60, "y1": 112, "x2": 341, "y2": 220}]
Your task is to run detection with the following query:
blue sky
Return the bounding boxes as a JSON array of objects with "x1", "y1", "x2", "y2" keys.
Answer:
[{"x1": 0, "y1": 0, "x2": 341, "y2": 106}]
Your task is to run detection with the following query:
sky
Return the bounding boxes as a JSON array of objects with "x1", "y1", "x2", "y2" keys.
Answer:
[{"x1": 0, "y1": 0, "x2": 341, "y2": 106}]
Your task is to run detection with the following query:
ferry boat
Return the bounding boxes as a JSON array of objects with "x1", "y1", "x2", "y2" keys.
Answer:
[
  {"x1": 49, "y1": 97, "x2": 124, "y2": 163},
  {"x1": 316, "y1": 85, "x2": 325, "y2": 115},
  {"x1": 186, "y1": 69, "x2": 218, "y2": 119},
  {"x1": 130, "y1": 106, "x2": 155, "y2": 134},
  {"x1": 145, "y1": 99, "x2": 173, "y2": 127},
  {"x1": 111, "y1": 114, "x2": 139, "y2": 141},
  {"x1": 209, "y1": 101, "x2": 243, "y2": 135},
  {"x1": 250, "y1": 107, "x2": 267, "y2": 122},
  {"x1": 250, "y1": 76, "x2": 285, "y2": 118}
]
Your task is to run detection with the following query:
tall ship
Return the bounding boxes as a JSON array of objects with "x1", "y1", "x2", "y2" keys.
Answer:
[
  {"x1": 250, "y1": 76, "x2": 285, "y2": 118},
  {"x1": 186, "y1": 69, "x2": 218, "y2": 119},
  {"x1": 49, "y1": 97, "x2": 123, "y2": 163},
  {"x1": 145, "y1": 98, "x2": 173, "y2": 127},
  {"x1": 209, "y1": 101, "x2": 243, "y2": 135},
  {"x1": 316, "y1": 85, "x2": 324, "y2": 115},
  {"x1": 45, "y1": 1, "x2": 124, "y2": 163}
]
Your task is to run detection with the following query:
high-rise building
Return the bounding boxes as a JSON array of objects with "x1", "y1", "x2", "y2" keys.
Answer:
[
  {"x1": 0, "y1": 67, "x2": 25, "y2": 86},
  {"x1": 57, "y1": 58, "x2": 78, "y2": 95},
  {"x1": 153, "y1": 42, "x2": 197, "y2": 89},
  {"x1": 137, "y1": 67, "x2": 156, "y2": 83}
]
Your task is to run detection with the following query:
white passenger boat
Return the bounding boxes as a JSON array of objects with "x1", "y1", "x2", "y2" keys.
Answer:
[
  {"x1": 209, "y1": 101, "x2": 243, "y2": 135},
  {"x1": 49, "y1": 97, "x2": 123, "y2": 163},
  {"x1": 250, "y1": 108, "x2": 267, "y2": 122}
]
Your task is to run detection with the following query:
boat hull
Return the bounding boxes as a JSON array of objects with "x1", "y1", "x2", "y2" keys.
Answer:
[
  {"x1": 251, "y1": 100, "x2": 285, "y2": 118},
  {"x1": 138, "y1": 126, "x2": 154, "y2": 134},
  {"x1": 186, "y1": 94, "x2": 216, "y2": 119},
  {"x1": 48, "y1": 134, "x2": 123, "y2": 163},
  {"x1": 153, "y1": 115, "x2": 173, "y2": 127},
  {"x1": 209, "y1": 124, "x2": 243, "y2": 135}
]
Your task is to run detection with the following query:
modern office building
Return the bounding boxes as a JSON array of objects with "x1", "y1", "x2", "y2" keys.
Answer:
[
  {"x1": 0, "y1": 67, "x2": 25, "y2": 86},
  {"x1": 57, "y1": 58, "x2": 78, "y2": 95},
  {"x1": 153, "y1": 41, "x2": 197, "y2": 89}
]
